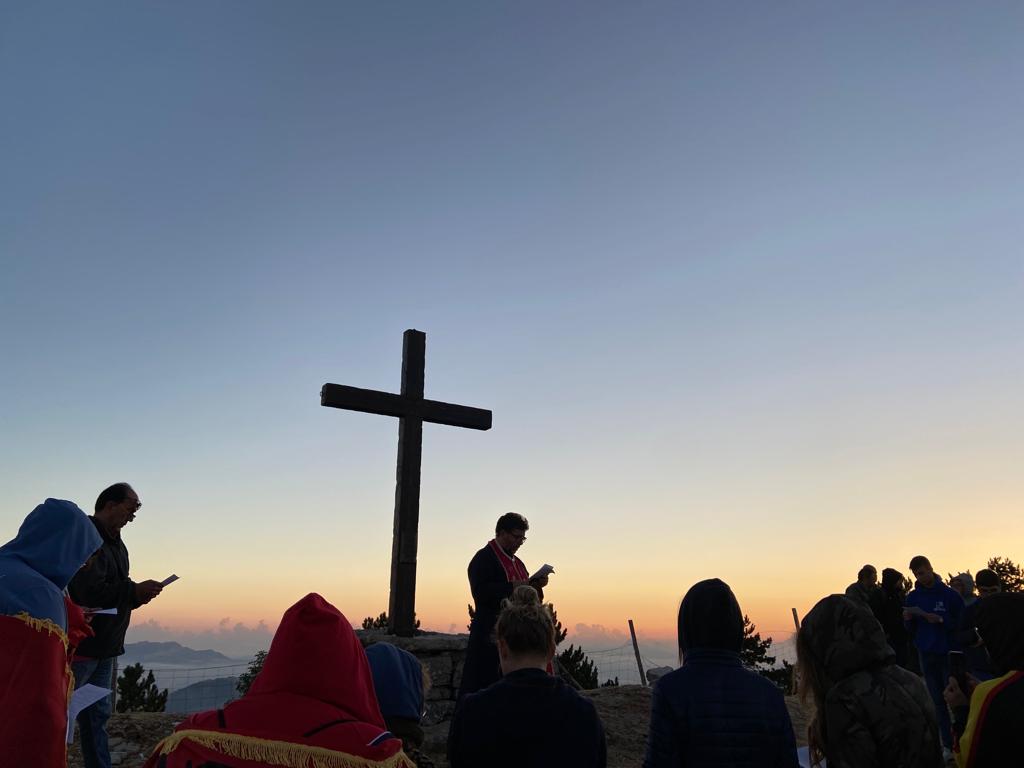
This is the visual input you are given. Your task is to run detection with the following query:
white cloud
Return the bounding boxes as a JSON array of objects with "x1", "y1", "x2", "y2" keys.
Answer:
[{"x1": 127, "y1": 617, "x2": 275, "y2": 659}]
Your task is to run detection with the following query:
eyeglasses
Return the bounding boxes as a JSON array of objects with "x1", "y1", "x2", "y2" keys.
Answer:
[
  {"x1": 977, "y1": 586, "x2": 1000, "y2": 596},
  {"x1": 126, "y1": 499, "x2": 142, "y2": 511}
]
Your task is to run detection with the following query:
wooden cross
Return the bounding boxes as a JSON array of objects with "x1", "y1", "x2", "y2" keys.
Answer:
[{"x1": 321, "y1": 329, "x2": 492, "y2": 636}]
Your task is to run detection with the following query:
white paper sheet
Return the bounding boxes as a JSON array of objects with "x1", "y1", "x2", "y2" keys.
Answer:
[
  {"x1": 67, "y1": 684, "x2": 110, "y2": 742},
  {"x1": 530, "y1": 564, "x2": 555, "y2": 580},
  {"x1": 797, "y1": 746, "x2": 826, "y2": 767}
]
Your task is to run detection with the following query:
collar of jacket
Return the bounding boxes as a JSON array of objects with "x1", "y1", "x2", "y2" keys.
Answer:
[{"x1": 682, "y1": 648, "x2": 743, "y2": 666}]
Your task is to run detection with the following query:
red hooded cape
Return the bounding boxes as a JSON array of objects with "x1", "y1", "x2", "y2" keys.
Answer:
[{"x1": 145, "y1": 593, "x2": 413, "y2": 768}]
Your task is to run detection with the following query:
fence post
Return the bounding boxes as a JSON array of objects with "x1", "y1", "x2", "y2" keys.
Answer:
[
  {"x1": 628, "y1": 619, "x2": 646, "y2": 686},
  {"x1": 110, "y1": 657, "x2": 118, "y2": 712}
]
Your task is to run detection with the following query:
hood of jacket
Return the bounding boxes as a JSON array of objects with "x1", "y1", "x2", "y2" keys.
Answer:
[
  {"x1": 248, "y1": 593, "x2": 387, "y2": 727},
  {"x1": 678, "y1": 578, "x2": 744, "y2": 655},
  {"x1": 801, "y1": 595, "x2": 893, "y2": 685},
  {"x1": 366, "y1": 642, "x2": 424, "y2": 722},
  {"x1": 0, "y1": 498, "x2": 101, "y2": 589}
]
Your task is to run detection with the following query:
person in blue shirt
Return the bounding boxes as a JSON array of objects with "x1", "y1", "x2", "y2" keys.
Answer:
[{"x1": 904, "y1": 554, "x2": 964, "y2": 758}]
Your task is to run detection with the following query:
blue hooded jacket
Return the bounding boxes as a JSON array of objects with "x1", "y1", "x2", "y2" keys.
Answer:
[
  {"x1": 904, "y1": 577, "x2": 964, "y2": 655},
  {"x1": 365, "y1": 642, "x2": 424, "y2": 721},
  {"x1": 0, "y1": 499, "x2": 101, "y2": 629}
]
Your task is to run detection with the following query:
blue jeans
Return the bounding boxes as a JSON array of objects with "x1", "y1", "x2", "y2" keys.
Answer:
[
  {"x1": 918, "y1": 650, "x2": 952, "y2": 749},
  {"x1": 72, "y1": 657, "x2": 116, "y2": 768}
]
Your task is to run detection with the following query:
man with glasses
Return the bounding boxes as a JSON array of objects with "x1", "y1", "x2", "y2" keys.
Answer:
[
  {"x1": 457, "y1": 513, "x2": 549, "y2": 701},
  {"x1": 68, "y1": 483, "x2": 165, "y2": 768}
]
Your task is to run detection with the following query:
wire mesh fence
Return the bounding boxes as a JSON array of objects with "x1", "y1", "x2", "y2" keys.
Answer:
[{"x1": 119, "y1": 662, "x2": 250, "y2": 714}]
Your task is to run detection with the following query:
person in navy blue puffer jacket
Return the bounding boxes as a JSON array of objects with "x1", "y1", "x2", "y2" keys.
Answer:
[{"x1": 642, "y1": 578, "x2": 799, "y2": 768}]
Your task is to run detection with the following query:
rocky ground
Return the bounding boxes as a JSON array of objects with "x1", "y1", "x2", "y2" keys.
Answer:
[{"x1": 68, "y1": 690, "x2": 811, "y2": 768}]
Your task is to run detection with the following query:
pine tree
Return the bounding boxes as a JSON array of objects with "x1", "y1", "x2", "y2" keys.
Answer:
[
  {"x1": 115, "y1": 663, "x2": 168, "y2": 712},
  {"x1": 361, "y1": 611, "x2": 420, "y2": 630},
  {"x1": 739, "y1": 615, "x2": 793, "y2": 691},
  {"x1": 557, "y1": 644, "x2": 599, "y2": 689},
  {"x1": 236, "y1": 650, "x2": 268, "y2": 696},
  {"x1": 740, "y1": 614, "x2": 776, "y2": 670},
  {"x1": 987, "y1": 556, "x2": 1024, "y2": 593}
]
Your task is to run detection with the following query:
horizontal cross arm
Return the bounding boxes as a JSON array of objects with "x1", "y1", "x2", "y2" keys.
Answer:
[
  {"x1": 321, "y1": 383, "x2": 491, "y2": 430},
  {"x1": 420, "y1": 398, "x2": 492, "y2": 430},
  {"x1": 321, "y1": 384, "x2": 412, "y2": 419}
]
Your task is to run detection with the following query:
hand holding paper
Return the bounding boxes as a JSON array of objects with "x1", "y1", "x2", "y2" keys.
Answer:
[{"x1": 530, "y1": 564, "x2": 555, "y2": 581}]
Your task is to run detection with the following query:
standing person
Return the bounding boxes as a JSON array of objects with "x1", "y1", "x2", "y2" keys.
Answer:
[
  {"x1": 955, "y1": 571, "x2": 996, "y2": 682},
  {"x1": 448, "y1": 586, "x2": 606, "y2": 768},
  {"x1": 943, "y1": 592, "x2": 1024, "y2": 767},
  {"x1": 904, "y1": 554, "x2": 964, "y2": 760},
  {"x1": 643, "y1": 579, "x2": 798, "y2": 768},
  {"x1": 798, "y1": 594, "x2": 942, "y2": 768},
  {"x1": 877, "y1": 568, "x2": 914, "y2": 669},
  {"x1": 0, "y1": 499, "x2": 102, "y2": 768},
  {"x1": 845, "y1": 564, "x2": 881, "y2": 611},
  {"x1": 950, "y1": 573, "x2": 978, "y2": 608},
  {"x1": 457, "y1": 513, "x2": 548, "y2": 699},
  {"x1": 68, "y1": 483, "x2": 165, "y2": 768}
]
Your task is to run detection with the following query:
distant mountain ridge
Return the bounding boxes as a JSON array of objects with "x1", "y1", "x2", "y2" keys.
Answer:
[{"x1": 123, "y1": 641, "x2": 235, "y2": 666}]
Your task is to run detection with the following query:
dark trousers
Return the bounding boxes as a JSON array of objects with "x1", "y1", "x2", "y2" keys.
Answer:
[{"x1": 919, "y1": 650, "x2": 952, "y2": 749}]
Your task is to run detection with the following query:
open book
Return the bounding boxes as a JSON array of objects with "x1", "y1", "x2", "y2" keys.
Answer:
[{"x1": 530, "y1": 564, "x2": 555, "y2": 580}]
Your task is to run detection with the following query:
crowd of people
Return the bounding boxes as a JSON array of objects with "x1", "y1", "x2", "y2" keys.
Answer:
[{"x1": 1, "y1": 492, "x2": 1021, "y2": 768}]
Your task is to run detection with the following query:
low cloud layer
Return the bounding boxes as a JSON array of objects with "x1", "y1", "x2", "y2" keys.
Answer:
[{"x1": 127, "y1": 617, "x2": 275, "y2": 659}]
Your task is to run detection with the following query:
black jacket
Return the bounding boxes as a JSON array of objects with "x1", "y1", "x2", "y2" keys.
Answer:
[
  {"x1": 68, "y1": 517, "x2": 140, "y2": 658},
  {"x1": 643, "y1": 579, "x2": 798, "y2": 768},
  {"x1": 448, "y1": 668, "x2": 606, "y2": 768}
]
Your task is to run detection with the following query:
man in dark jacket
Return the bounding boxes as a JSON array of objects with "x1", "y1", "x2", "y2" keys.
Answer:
[
  {"x1": 68, "y1": 483, "x2": 164, "y2": 768},
  {"x1": 457, "y1": 513, "x2": 547, "y2": 700},
  {"x1": 904, "y1": 554, "x2": 964, "y2": 757},
  {"x1": 643, "y1": 578, "x2": 798, "y2": 768}
]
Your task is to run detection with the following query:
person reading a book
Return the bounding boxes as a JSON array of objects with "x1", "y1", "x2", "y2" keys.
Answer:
[{"x1": 457, "y1": 513, "x2": 549, "y2": 699}]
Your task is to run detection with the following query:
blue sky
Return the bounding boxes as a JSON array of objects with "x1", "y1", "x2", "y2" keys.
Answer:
[{"x1": 2, "y1": 2, "x2": 1022, "y2": 653}]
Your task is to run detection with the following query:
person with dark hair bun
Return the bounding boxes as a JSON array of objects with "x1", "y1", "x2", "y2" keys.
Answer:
[
  {"x1": 448, "y1": 586, "x2": 606, "y2": 768},
  {"x1": 457, "y1": 513, "x2": 549, "y2": 700},
  {"x1": 643, "y1": 578, "x2": 798, "y2": 768}
]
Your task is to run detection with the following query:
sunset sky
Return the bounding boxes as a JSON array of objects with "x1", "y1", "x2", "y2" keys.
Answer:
[{"x1": 2, "y1": 2, "x2": 1023, "y2": 664}]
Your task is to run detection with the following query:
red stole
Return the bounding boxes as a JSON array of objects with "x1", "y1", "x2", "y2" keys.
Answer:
[{"x1": 488, "y1": 539, "x2": 529, "y2": 582}]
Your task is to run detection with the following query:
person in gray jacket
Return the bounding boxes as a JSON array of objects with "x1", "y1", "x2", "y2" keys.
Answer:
[{"x1": 798, "y1": 594, "x2": 943, "y2": 767}]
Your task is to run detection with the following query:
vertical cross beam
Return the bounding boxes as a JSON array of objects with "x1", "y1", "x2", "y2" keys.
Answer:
[
  {"x1": 321, "y1": 329, "x2": 491, "y2": 638},
  {"x1": 390, "y1": 330, "x2": 425, "y2": 636}
]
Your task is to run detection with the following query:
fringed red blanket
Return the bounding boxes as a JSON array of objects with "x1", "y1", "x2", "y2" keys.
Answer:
[{"x1": 0, "y1": 613, "x2": 72, "y2": 768}]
